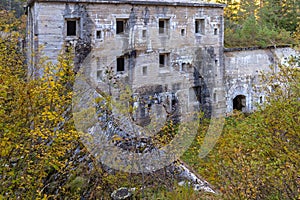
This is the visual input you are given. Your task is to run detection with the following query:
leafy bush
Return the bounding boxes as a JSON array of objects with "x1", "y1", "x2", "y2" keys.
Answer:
[{"x1": 183, "y1": 57, "x2": 300, "y2": 199}]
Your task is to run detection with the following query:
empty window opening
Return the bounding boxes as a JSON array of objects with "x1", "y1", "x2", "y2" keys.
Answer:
[
  {"x1": 195, "y1": 19, "x2": 205, "y2": 34},
  {"x1": 159, "y1": 54, "x2": 165, "y2": 66},
  {"x1": 142, "y1": 30, "x2": 147, "y2": 38},
  {"x1": 117, "y1": 57, "x2": 125, "y2": 72},
  {"x1": 181, "y1": 29, "x2": 185, "y2": 36},
  {"x1": 213, "y1": 92, "x2": 216, "y2": 102},
  {"x1": 96, "y1": 30, "x2": 102, "y2": 39},
  {"x1": 67, "y1": 20, "x2": 76, "y2": 36},
  {"x1": 233, "y1": 95, "x2": 246, "y2": 111},
  {"x1": 116, "y1": 19, "x2": 128, "y2": 34},
  {"x1": 159, "y1": 20, "x2": 165, "y2": 34},
  {"x1": 214, "y1": 28, "x2": 218, "y2": 35},
  {"x1": 97, "y1": 70, "x2": 102, "y2": 81},
  {"x1": 159, "y1": 53, "x2": 169, "y2": 67},
  {"x1": 215, "y1": 59, "x2": 218, "y2": 66},
  {"x1": 159, "y1": 19, "x2": 169, "y2": 34},
  {"x1": 142, "y1": 66, "x2": 147, "y2": 76},
  {"x1": 259, "y1": 96, "x2": 263, "y2": 104}
]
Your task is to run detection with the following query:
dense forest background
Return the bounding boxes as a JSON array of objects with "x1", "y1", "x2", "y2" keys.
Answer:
[
  {"x1": 216, "y1": 0, "x2": 300, "y2": 47},
  {"x1": 0, "y1": 0, "x2": 25, "y2": 17},
  {"x1": 0, "y1": 0, "x2": 299, "y2": 199}
]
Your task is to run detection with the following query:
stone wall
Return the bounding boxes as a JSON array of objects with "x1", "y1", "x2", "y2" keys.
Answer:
[
  {"x1": 26, "y1": 0, "x2": 226, "y2": 117},
  {"x1": 26, "y1": 0, "x2": 298, "y2": 116},
  {"x1": 224, "y1": 47, "x2": 298, "y2": 113}
]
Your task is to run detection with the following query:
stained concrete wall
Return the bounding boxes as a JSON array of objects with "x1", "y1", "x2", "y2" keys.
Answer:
[
  {"x1": 27, "y1": 0, "x2": 299, "y2": 116},
  {"x1": 26, "y1": 0, "x2": 226, "y2": 117},
  {"x1": 224, "y1": 47, "x2": 298, "y2": 113},
  {"x1": 84, "y1": 2, "x2": 226, "y2": 116}
]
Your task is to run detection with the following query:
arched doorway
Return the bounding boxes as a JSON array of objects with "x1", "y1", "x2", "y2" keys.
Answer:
[{"x1": 233, "y1": 95, "x2": 246, "y2": 111}]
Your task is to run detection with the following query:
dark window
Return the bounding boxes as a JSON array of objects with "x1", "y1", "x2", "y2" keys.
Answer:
[
  {"x1": 67, "y1": 20, "x2": 76, "y2": 36},
  {"x1": 181, "y1": 29, "x2": 185, "y2": 36},
  {"x1": 96, "y1": 30, "x2": 102, "y2": 39},
  {"x1": 159, "y1": 54, "x2": 165, "y2": 67},
  {"x1": 142, "y1": 66, "x2": 147, "y2": 75},
  {"x1": 214, "y1": 28, "x2": 218, "y2": 35},
  {"x1": 195, "y1": 19, "x2": 205, "y2": 34},
  {"x1": 159, "y1": 20, "x2": 165, "y2": 34},
  {"x1": 142, "y1": 30, "x2": 147, "y2": 38},
  {"x1": 116, "y1": 19, "x2": 127, "y2": 34},
  {"x1": 117, "y1": 57, "x2": 125, "y2": 72},
  {"x1": 159, "y1": 19, "x2": 169, "y2": 34},
  {"x1": 159, "y1": 53, "x2": 170, "y2": 68},
  {"x1": 233, "y1": 95, "x2": 246, "y2": 111},
  {"x1": 97, "y1": 70, "x2": 102, "y2": 81},
  {"x1": 260, "y1": 96, "x2": 263, "y2": 104},
  {"x1": 215, "y1": 59, "x2": 218, "y2": 66}
]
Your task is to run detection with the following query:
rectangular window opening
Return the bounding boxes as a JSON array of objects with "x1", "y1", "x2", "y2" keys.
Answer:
[
  {"x1": 67, "y1": 20, "x2": 77, "y2": 36},
  {"x1": 195, "y1": 19, "x2": 205, "y2": 34},
  {"x1": 97, "y1": 70, "x2": 102, "y2": 81},
  {"x1": 159, "y1": 54, "x2": 165, "y2": 67},
  {"x1": 117, "y1": 57, "x2": 125, "y2": 72},
  {"x1": 260, "y1": 96, "x2": 263, "y2": 104},
  {"x1": 142, "y1": 30, "x2": 147, "y2": 38},
  {"x1": 181, "y1": 29, "x2": 185, "y2": 36},
  {"x1": 159, "y1": 20, "x2": 165, "y2": 34},
  {"x1": 159, "y1": 19, "x2": 169, "y2": 34},
  {"x1": 215, "y1": 59, "x2": 218, "y2": 66},
  {"x1": 116, "y1": 19, "x2": 128, "y2": 34},
  {"x1": 214, "y1": 28, "x2": 218, "y2": 35},
  {"x1": 96, "y1": 30, "x2": 102, "y2": 39},
  {"x1": 142, "y1": 66, "x2": 147, "y2": 76},
  {"x1": 159, "y1": 53, "x2": 169, "y2": 68}
]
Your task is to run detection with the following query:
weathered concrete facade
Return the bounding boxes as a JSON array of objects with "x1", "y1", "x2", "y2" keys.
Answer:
[
  {"x1": 26, "y1": 0, "x2": 298, "y2": 117},
  {"x1": 224, "y1": 47, "x2": 298, "y2": 113},
  {"x1": 26, "y1": 0, "x2": 227, "y2": 119}
]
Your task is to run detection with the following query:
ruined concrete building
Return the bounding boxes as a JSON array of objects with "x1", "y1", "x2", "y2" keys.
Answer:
[{"x1": 25, "y1": 0, "x2": 297, "y2": 118}]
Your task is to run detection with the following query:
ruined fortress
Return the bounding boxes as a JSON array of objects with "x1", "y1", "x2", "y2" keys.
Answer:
[{"x1": 25, "y1": 0, "x2": 297, "y2": 118}]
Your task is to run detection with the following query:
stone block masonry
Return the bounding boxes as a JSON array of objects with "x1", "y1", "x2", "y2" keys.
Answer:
[
  {"x1": 26, "y1": 0, "x2": 298, "y2": 116},
  {"x1": 224, "y1": 47, "x2": 298, "y2": 113},
  {"x1": 26, "y1": 0, "x2": 227, "y2": 118}
]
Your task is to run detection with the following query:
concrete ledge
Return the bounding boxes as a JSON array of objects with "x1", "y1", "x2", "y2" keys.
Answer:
[
  {"x1": 27, "y1": 0, "x2": 226, "y2": 8},
  {"x1": 224, "y1": 45, "x2": 291, "y2": 52}
]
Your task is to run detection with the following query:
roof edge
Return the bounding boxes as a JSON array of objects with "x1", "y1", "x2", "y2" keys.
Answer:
[
  {"x1": 27, "y1": 0, "x2": 226, "y2": 8},
  {"x1": 224, "y1": 45, "x2": 292, "y2": 52}
]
